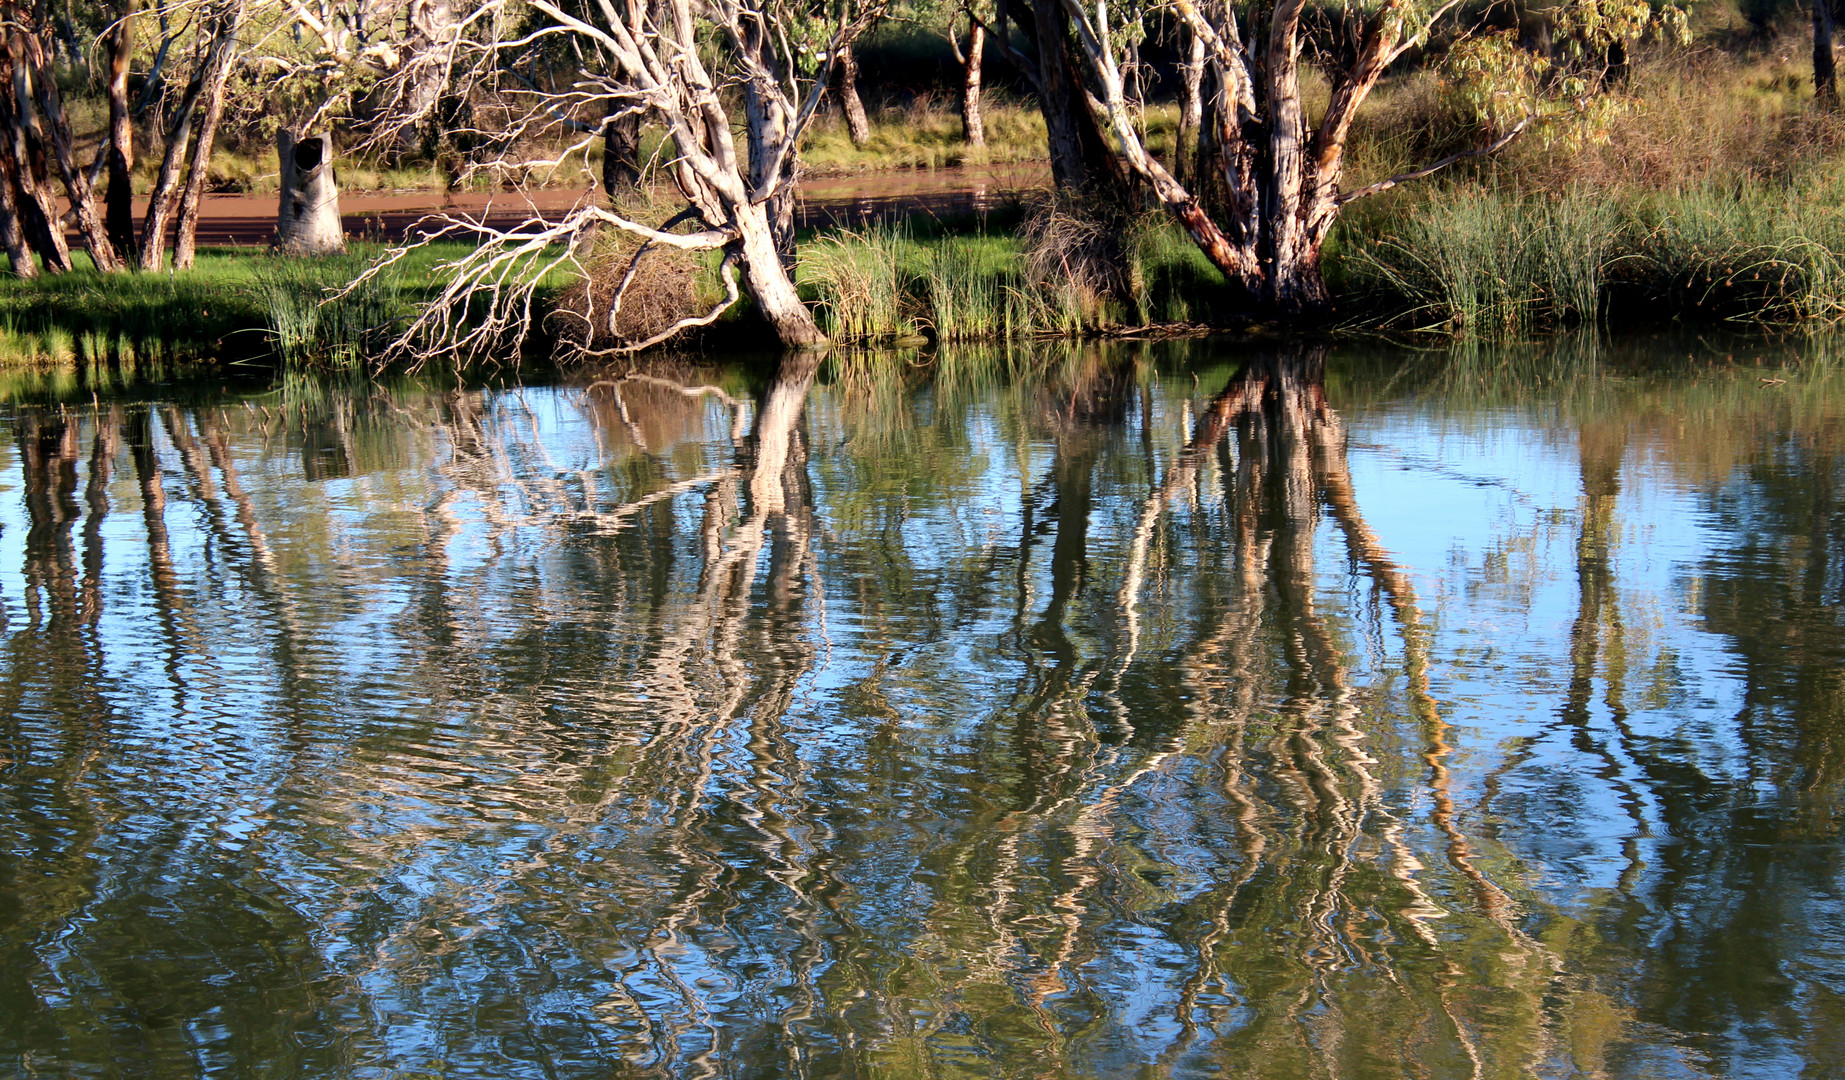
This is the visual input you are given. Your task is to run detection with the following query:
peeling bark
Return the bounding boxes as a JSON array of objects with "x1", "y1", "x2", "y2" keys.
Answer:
[
  {"x1": 952, "y1": 18, "x2": 985, "y2": 147},
  {"x1": 1060, "y1": 0, "x2": 1513, "y2": 319}
]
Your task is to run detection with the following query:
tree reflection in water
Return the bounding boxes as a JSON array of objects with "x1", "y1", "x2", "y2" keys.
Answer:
[{"x1": 0, "y1": 339, "x2": 1841, "y2": 1078}]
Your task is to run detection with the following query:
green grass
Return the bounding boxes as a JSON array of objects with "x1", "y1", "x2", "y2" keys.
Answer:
[
  {"x1": 801, "y1": 102, "x2": 1053, "y2": 174},
  {"x1": 1333, "y1": 172, "x2": 1845, "y2": 337},
  {"x1": 0, "y1": 242, "x2": 480, "y2": 372},
  {"x1": 796, "y1": 217, "x2": 1230, "y2": 345}
]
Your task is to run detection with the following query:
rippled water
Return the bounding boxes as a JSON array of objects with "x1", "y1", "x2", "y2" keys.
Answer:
[{"x1": 1, "y1": 337, "x2": 1842, "y2": 1078}]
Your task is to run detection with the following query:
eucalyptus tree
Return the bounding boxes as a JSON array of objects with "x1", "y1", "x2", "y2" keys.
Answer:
[
  {"x1": 1057, "y1": 0, "x2": 1687, "y2": 317},
  {"x1": 904, "y1": 0, "x2": 989, "y2": 145},
  {"x1": 140, "y1": 0, "x2": 249, "y2": 269},
  {"x1": 368, "y1": 0, "x2": 886, "y2": 360}
]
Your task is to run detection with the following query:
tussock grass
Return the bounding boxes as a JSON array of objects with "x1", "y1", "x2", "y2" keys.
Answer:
[
  {"x1": 1339, "y1": 176, "x2": 1845, "y2": 335},
  {"x1": 799, "y1": 215, "x2": 1229, "y2": 344},
  {"x1": 253, "y1": 250, "x2": 414, "y2": 371}
]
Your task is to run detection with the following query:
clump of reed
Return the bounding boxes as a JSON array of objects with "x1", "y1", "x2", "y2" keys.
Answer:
[
  {"x1": 253, "y1": 250, "x2": 410, "y2": 371},
  {"x1": 1340, "y1": 186, "x2": 1618, "y2": 336},
  {"x1": 1339, "y1": 174, "x2": 1845, "y2": 335},
  {"x1": 802, "y1": 209, "x2": 1230, "y2": 345}
]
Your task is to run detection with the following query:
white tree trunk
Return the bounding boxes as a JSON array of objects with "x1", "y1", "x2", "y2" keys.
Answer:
[
  {"x1": 276, "y1": 131, "x2": 345, "y2": 255},
  {"x1": 737, "y1": 205, "x2": 825, "y2": 346}
]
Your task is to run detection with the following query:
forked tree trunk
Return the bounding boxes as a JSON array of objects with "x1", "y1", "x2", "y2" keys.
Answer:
[
  {"x1": 834, "y1": 45, "x2": 871, "y2": 147},
  {"x1": 1057, "y1": 0, "x2": 1509, "y2": 320},
  {"x1": 140, "y1": 64, "x2": 210, "y2": 269},
  {"x1": 15, "y1": 29, "x2": 117, "y2": 271},
  {"x1": 2, "y1": 33, "x2": 70, "y2": 273},
  {"x1": 172, "y1": 23, "x2": 240, "y2": 270},
  {"x1": 103, "y1": 1, "x2": 138, "y2": 264},
  {"x1": 1817, "y1": 0, "x2": 1837, "y2": 103},
  {"x1": 0, "y1": 166, "x2": 32, "y2": 276},
  {"x1": 146, "y1": 0, "x2": 243, "y2": 268},
  {"x1": 960, "y1": 21, "x2": 985, "y2": 147},
  {"x1": 276, "y1": 131, "x2": 344, "y2": 255}
]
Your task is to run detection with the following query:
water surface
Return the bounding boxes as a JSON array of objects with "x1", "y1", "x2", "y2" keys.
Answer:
[{"x1": 1, "y1": 337, "x2": 1842, "y2": 1078}]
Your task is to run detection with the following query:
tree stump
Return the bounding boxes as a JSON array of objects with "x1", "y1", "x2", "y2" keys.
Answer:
[{"x1": 276, "y1": 131, "x2": 345, "y2": 255}]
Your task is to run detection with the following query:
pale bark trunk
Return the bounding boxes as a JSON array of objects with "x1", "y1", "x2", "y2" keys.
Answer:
[
  {"x1": 139, "y1": 68, "x2": 209, "y2": 269},
  {"x1": 103, "y1": 1, "x2": 137, "y2": 265},
  {"x1": 835, "y1": 45, "x2": 871, "y2": 147},
  {"x1": 961, "y1": 22, "x2": 986, "y2": 147},
  {"x1": 742, "y1": 29, "x2": 798, "y2": 267},
  {"x1": 737, "y1": 207, "x2": 825, "y2": 346},
  {"x1": 1177, "y1": 31, "x2": 1204, "y2": 184},
  {"x1": 173, "y1": 39, "x2": 238, "y2": 269},
  {"x1": 276, "y1": 131, "x2": 345, "y2": 255},
  {"x1": 1818, "y1": 0, "x2": 1837, "y2": 103},
  {"x1": 1263, "y1": 0, "x2": 1318, "y2": 315},
  {"x1": 405, "y1": 0, "x2": 458, "y2": 152}
]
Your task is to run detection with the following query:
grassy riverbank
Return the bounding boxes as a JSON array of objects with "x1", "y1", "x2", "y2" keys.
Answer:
[
  {"x1": 7, "y1": 25, "x2": 1845, "y2": 375},
  {"x1": 0, "y1": 243, "x2": 478, "y2": 370}
]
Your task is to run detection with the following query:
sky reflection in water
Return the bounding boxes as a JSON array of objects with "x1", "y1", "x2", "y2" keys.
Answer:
[{"x1": 0, "y1": 337, "x2": 1841, "y2": 1079}]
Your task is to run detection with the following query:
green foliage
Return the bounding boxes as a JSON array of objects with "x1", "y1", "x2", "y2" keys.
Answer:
[
  {"x1": 1338, "y1": 174, "x2": 1845, "y2": 335},
  {"x1": 1439, "y1": 0, "x2": 1692, "y2": 147}
]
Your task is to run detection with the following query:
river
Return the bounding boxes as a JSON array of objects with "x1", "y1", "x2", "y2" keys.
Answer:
[{"x1": 0, "y1": 334, "x2": 1840, "y2": 1078}]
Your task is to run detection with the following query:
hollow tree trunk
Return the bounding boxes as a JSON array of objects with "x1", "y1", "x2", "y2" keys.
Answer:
[
  {"x1": 601, "y1": 112, "x2": 641, "y2": 195},
  {"x1": 1818, "y1": 0, "x2": 1837, "y2": 103},
  {"x1": 834, "y1": 45, "x2": 871, "y2": 147},
  {"x1": 103, "y1": 1, "x2": 138, "y2": 265},
  {"x1": 961, "y1": 21, "x2": 985, "y2": 147},
  {"x1": 275, "y1": 131, "x2": 345, "y2": 255}
]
